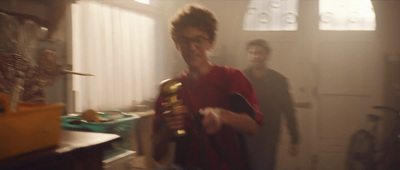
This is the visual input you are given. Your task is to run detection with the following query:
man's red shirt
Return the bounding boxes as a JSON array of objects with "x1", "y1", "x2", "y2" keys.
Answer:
[{"x1": 153, "y1": 65, "x2": 263, "y2": 170}]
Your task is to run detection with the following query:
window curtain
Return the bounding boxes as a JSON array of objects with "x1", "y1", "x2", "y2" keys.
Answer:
[{"x1": 71, "y1": 1, "x2": 156, "y2": 112}]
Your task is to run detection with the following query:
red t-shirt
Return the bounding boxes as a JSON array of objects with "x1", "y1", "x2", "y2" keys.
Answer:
[{"x1": 153, "y1": 65, "x2": 263, "y2": 170}]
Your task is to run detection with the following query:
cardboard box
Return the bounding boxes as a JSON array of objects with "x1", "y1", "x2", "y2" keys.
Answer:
[{"x1": 0, "y1": 103, "x2": 65, "y2": 160}]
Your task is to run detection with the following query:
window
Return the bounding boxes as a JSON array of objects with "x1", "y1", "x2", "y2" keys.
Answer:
[
  {"x1": 319, "y1": 0, "x2": 376, "y2": 31},
  {"x1": 243, "y1": 0, "x2": 299, "y2": 31},
  {"x1": 135, "y1": 0, "x2": 150, "y2": 4},
  {"x1": 71, "y1": 1, "x2": 156, "y2": 112}
]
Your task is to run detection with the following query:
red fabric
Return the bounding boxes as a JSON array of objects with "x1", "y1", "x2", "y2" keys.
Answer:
[{"x1": 153, "y1": 65, "x2": 262, "y2": 170}]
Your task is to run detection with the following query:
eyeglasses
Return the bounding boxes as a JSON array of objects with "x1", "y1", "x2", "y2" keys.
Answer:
[{"x1": 177, "y1": 36, "x2": 210, "y2": 48}]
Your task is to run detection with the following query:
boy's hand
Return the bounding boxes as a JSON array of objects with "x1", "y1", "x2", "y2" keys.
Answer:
[
  {"x1": 199, "y1": 107, "x2": 224, "y2": 134},
  {"x1": 163, "y1": 105, "x2": 188, "y2": 131}
]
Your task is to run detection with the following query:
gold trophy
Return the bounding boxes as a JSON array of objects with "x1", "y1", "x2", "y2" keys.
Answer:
[{"x1": 159, "y1": 79, "x2": 186, "y2": 136}]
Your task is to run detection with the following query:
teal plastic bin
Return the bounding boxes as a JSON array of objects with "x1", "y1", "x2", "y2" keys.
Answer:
[{"x1": 61, "y1": 111, "x2": 139, "y2": 159}]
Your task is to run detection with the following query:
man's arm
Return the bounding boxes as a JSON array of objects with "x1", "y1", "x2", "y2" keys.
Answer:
[
  {"x1": 200, "y1": 108, "x2": 259, "y2": 135},
  {"x1": 281, "y1": 78, "x2": 300, "y2": 145},
  {"x1": 221, "y1": 110, "x2": 259, "y2": 135},
  {"x1": 279, "y1": 77, "x2": 300, "y2": 156}
]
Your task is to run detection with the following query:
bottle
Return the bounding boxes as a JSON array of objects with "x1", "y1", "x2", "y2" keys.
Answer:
[{"x1": 9, "y1": 71, "x2": 25, "y2": 112}]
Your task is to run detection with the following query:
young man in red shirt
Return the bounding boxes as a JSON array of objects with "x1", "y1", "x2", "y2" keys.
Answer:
[{"x1": 152, "y1": 4, "x2": 263, "y2": 170}]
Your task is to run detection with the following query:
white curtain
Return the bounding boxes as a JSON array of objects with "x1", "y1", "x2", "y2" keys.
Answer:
[{"x1": 71, "y1": 1, "x2": 156, "y2": 112}]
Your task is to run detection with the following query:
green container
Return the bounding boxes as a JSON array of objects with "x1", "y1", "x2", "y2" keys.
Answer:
[{"x1": 61, "y1": 111, "x2": 139, "y2": 159}]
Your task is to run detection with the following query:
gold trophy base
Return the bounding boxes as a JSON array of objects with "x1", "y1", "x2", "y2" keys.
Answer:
[{"x1": 174, "y1": 129, "x2": 186, "y2": 136}]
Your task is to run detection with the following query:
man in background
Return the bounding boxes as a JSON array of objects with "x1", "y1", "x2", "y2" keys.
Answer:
[{"x1": 243, "y1": 39, "x2": 300, "y2": 170}]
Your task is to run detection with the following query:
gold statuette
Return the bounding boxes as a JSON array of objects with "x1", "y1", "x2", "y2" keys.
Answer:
[{"x1": 159, "y1": 79, "x2": 186, "y2": 136}]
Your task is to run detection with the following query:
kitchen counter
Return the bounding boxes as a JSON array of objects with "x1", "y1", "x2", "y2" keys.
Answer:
[{"x1": 0, "y1": 130, "x2": 120, "y2": 170}]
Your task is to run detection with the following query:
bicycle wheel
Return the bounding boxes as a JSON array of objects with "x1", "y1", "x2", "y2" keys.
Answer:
[{"x1": 345, "y1": 130, "x2": 376, "y2": 170}]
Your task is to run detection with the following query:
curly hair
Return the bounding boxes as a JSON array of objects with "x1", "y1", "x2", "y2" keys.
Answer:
[
  {"x1": 169, "y1": 4, "x2": 217, "y2": 42},
  {"x1": 246, "y1": 39, "x2": 271, "y2": 55}
]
